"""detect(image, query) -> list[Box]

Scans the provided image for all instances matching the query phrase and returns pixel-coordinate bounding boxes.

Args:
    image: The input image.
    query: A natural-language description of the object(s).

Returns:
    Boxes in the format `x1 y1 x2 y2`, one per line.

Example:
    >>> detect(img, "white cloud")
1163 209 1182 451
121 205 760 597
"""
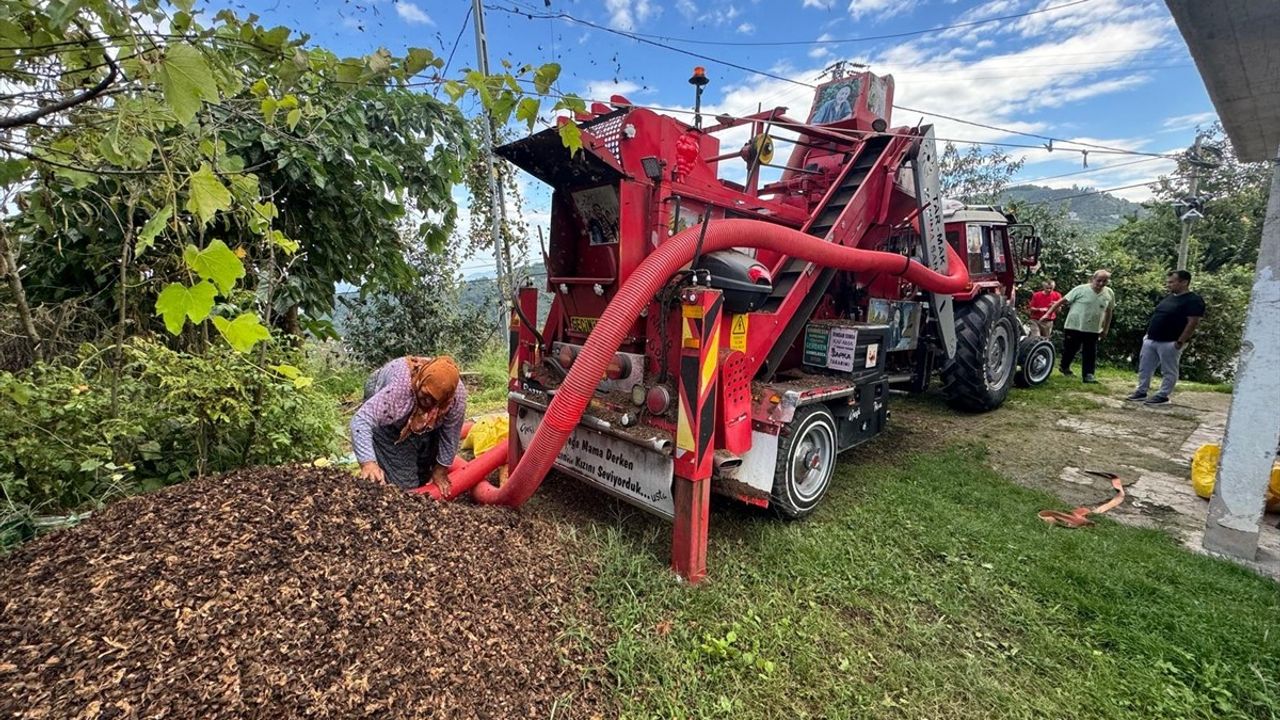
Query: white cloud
394 1 432 25
675 0 698 19
737 22 756 34
582 79 643 101
1161 111 1218 132
604 0 660 31
808 32 835 60
803 0 837 8
848 0 915 21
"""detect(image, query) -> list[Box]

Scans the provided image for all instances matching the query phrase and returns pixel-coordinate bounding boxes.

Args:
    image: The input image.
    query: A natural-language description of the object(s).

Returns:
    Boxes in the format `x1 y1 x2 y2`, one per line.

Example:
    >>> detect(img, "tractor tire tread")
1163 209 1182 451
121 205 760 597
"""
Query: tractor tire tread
940 294 1018 412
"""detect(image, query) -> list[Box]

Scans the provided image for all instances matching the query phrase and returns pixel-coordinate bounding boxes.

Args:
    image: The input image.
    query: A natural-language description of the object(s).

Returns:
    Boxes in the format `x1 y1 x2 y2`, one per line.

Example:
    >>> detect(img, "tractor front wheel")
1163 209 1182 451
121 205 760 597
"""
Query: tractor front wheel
771 406 838 519
940 293 1019 411
1014 337 1056 388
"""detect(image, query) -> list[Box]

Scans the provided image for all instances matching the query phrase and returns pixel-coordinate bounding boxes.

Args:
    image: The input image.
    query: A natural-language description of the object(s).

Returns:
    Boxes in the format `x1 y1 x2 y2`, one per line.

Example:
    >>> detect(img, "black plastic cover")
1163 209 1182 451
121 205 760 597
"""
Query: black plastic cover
694 250 772 314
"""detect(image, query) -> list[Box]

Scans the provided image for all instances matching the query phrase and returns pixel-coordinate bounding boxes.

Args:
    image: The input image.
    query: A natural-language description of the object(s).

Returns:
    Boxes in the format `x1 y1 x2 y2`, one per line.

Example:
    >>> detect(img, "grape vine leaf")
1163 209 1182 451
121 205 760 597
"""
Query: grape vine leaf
185 164 232 225
135 205 173 255
154 281 217 335
557 121 582 157
213 313 271 352
182 239 245 294
158 44 220 124
515 98 540 130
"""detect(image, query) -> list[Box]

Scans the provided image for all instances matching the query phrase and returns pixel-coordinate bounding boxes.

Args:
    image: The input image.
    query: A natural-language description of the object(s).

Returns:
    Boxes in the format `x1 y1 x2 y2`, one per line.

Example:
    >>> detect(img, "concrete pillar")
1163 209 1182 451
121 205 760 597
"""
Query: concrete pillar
1203 148 1280 559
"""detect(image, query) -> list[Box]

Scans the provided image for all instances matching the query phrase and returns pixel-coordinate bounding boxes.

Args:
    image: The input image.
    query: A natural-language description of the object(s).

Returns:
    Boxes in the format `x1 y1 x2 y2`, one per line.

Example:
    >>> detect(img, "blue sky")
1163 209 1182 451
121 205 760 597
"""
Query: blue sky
228 0 1219 276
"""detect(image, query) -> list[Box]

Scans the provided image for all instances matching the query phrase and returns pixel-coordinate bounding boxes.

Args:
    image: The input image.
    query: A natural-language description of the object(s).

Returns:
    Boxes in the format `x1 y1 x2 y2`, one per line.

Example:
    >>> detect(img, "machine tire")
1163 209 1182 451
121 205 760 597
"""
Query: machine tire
1014 337 1056 388
771 406 838 519
940 293 1019 412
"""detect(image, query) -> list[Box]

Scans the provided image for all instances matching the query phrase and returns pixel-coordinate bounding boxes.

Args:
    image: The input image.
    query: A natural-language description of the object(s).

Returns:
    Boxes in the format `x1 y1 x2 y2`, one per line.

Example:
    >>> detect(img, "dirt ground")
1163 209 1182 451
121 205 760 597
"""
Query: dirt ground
0 468 608 719
894 379 1280 580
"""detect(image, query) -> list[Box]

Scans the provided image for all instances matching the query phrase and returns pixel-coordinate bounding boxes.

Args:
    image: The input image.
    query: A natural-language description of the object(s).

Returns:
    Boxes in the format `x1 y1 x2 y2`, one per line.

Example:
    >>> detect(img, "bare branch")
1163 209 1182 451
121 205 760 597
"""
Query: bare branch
0 52 119 130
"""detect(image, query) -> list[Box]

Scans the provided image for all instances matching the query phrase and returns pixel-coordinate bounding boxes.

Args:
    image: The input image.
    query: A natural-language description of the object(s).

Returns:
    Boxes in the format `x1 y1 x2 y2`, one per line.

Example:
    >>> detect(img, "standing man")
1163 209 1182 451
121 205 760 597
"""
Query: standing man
1040 270 1114 384
1127 270 1205 405
1027 279 1061 338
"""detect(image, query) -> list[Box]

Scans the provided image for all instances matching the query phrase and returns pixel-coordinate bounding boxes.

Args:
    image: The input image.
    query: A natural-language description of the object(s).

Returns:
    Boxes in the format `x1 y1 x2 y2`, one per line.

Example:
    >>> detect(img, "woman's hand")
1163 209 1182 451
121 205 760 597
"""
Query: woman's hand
360 461 386 483
430 464 451 498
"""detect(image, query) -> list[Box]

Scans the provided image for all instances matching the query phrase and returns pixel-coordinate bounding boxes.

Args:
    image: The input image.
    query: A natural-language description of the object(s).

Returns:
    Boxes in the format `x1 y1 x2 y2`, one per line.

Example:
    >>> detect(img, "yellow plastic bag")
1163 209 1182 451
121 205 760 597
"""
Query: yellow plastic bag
461 413 508 456
1190 443 1280 511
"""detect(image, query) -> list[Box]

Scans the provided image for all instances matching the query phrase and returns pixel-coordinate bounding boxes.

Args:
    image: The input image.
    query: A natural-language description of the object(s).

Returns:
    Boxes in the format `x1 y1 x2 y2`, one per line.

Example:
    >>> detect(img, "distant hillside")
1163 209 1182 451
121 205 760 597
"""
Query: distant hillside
1001 184 1146 236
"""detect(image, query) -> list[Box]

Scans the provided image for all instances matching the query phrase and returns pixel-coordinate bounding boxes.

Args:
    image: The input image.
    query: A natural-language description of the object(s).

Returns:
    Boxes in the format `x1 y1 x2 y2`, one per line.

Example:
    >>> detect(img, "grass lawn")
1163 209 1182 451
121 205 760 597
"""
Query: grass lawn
562 444 1280 719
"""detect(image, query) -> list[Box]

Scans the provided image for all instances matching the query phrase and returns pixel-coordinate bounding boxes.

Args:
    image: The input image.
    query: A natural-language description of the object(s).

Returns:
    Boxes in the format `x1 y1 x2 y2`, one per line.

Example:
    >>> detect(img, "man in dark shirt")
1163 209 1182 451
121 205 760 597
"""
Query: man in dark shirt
1127 270 1205 404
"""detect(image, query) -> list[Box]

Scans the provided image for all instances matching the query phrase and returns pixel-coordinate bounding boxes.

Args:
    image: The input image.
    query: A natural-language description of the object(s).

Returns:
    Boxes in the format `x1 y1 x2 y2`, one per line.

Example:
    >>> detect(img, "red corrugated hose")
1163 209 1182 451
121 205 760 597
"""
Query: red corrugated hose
466 219 971 507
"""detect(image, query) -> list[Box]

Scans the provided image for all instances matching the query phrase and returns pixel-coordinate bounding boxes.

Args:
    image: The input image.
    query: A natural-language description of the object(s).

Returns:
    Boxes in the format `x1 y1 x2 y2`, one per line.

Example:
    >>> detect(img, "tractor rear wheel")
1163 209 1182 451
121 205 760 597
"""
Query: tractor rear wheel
771 406 838 519
1014 337 1055 388
941 293 1019 412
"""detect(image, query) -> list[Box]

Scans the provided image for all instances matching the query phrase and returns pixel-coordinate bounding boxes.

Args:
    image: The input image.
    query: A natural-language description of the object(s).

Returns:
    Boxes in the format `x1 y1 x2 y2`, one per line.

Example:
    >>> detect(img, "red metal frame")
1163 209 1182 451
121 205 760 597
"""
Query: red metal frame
497 70 1031 581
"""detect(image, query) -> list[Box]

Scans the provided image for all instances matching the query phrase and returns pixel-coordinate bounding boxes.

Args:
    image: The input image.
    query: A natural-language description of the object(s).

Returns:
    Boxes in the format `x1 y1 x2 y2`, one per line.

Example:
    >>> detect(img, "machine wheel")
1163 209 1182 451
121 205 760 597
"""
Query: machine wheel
1014 337 1056 388
771 406 838 519
940 293 1019 412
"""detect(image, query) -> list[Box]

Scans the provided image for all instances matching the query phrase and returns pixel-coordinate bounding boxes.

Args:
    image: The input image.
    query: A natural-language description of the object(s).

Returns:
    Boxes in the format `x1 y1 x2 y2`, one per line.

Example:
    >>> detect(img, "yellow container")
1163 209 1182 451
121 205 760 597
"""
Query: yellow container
1191 444 1280 511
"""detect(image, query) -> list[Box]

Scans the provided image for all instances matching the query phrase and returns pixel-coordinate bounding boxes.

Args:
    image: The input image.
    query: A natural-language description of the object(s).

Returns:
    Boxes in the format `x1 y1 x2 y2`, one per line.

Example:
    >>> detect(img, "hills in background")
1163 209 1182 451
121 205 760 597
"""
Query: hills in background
1000 184 1147 235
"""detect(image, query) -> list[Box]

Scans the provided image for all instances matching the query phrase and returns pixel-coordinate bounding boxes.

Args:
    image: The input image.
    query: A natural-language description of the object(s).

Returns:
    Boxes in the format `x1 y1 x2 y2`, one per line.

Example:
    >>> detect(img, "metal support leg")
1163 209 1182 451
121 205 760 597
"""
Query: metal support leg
508 287 539 473
672 287 723 583
1203 148 1280 560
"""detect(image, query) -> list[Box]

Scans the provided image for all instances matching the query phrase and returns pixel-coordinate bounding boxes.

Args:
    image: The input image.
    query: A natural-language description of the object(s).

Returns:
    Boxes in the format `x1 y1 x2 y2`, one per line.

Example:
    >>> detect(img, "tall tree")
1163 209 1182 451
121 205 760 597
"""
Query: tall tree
939 143 1025 204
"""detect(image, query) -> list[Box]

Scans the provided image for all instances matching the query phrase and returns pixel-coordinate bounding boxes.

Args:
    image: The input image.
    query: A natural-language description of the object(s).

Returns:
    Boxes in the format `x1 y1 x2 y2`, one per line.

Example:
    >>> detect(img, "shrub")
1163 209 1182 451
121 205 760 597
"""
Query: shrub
0 339 344 538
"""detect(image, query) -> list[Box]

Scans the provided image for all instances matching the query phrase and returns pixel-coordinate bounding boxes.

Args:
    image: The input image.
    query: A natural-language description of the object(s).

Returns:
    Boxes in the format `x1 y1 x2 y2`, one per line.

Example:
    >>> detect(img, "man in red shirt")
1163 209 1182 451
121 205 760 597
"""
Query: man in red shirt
1028 279 1061 338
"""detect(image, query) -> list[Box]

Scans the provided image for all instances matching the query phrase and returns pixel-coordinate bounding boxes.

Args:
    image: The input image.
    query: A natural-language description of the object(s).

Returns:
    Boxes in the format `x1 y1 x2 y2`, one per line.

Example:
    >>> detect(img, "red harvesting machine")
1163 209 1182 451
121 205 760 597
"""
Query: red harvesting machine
442 69 1052 582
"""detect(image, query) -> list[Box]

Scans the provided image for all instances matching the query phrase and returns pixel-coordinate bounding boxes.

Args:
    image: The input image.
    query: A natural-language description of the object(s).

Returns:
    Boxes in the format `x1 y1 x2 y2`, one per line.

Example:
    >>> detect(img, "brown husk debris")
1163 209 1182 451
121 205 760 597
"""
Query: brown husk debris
0 467 607 719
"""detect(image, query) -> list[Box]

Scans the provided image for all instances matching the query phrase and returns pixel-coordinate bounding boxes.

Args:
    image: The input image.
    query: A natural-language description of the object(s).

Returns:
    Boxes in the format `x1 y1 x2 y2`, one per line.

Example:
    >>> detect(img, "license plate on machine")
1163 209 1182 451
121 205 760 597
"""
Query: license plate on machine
515 409 675 519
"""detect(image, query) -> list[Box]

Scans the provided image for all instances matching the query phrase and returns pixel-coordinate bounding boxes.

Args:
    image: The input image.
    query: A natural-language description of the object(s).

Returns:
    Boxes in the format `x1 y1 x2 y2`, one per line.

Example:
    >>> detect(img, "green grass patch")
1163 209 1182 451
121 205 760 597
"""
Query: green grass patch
467 344 510 415
577 446 1280 719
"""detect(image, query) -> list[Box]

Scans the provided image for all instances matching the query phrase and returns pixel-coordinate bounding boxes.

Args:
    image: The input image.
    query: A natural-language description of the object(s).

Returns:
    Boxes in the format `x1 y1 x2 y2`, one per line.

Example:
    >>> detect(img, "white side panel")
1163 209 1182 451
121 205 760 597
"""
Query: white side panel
516 409 675 519
717 431 780 495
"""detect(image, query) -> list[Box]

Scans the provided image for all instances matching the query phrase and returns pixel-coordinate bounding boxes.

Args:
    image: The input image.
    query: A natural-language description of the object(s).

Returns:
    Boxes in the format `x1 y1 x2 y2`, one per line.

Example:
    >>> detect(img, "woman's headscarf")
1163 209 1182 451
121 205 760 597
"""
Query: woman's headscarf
397 355 460 442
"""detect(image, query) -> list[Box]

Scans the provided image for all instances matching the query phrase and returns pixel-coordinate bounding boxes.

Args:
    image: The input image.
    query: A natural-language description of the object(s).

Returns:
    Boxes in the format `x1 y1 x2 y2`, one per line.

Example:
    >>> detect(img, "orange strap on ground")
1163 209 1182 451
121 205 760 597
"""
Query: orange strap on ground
1038 472 1126 529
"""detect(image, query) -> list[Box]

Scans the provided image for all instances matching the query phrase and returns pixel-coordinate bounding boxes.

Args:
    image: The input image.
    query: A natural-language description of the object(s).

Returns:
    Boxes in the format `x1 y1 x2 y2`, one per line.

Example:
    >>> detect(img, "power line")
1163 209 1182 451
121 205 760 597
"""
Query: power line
440 4 474 82
496 0 1097 48
484 2 1177 161
1015 156 1175 185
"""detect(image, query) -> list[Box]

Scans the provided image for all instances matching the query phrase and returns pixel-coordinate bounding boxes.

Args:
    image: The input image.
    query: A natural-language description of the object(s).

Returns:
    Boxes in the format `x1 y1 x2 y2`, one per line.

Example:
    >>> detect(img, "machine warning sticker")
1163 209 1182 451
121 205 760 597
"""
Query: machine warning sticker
729 314 748 352
865 343 880 368
569 316 599 333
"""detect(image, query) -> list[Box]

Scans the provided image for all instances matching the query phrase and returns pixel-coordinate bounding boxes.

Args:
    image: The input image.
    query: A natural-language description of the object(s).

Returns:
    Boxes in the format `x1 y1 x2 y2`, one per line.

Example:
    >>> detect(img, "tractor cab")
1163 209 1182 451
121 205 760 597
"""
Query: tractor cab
941 199 1041 303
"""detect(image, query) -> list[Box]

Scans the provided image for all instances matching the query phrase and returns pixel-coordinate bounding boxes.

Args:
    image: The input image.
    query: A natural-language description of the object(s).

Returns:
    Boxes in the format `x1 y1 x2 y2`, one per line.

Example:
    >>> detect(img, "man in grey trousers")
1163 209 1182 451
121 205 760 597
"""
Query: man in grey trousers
1127 270 1205 405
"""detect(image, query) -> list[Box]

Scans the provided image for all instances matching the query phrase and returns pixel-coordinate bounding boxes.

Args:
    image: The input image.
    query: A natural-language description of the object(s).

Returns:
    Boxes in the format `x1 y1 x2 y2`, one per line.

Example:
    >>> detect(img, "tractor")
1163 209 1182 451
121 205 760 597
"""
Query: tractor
473 68 1050 581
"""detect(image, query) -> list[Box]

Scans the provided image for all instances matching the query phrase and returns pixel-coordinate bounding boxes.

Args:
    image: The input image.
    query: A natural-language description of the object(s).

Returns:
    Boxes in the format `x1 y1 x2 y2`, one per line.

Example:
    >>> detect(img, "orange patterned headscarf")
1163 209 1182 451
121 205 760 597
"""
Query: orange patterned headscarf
397 355 460 442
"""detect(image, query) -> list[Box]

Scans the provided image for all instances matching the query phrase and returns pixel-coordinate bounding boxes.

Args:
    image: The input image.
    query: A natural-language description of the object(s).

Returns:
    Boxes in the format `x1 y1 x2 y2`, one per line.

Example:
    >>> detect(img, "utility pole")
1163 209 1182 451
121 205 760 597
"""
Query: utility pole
1176 133 1205 270
472 0 509 335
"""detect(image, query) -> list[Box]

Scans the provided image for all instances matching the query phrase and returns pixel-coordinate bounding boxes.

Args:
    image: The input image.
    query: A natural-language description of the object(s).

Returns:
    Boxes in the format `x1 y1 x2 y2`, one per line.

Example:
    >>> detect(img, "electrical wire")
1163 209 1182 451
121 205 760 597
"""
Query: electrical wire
497 0 1098 48
484 2 1180 160
440 4 474 82
1015 155 1175 185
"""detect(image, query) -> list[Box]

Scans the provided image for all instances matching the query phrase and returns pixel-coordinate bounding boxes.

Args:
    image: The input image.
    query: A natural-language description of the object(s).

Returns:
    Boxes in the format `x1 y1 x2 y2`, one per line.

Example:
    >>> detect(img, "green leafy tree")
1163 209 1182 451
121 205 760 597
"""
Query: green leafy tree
939 143 1025 204
1 0 468 355
341 236 492 368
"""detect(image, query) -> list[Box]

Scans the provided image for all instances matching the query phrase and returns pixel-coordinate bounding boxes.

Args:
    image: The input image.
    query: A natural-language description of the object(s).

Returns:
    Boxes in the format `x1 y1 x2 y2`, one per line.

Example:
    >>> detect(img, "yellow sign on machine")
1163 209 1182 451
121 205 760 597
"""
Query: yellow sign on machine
729 314 748 352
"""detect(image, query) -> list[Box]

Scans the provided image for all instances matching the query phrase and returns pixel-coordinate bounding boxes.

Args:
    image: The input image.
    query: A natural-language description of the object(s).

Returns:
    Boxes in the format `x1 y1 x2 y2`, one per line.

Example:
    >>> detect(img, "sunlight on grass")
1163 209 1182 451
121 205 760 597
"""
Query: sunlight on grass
577 447 1279 719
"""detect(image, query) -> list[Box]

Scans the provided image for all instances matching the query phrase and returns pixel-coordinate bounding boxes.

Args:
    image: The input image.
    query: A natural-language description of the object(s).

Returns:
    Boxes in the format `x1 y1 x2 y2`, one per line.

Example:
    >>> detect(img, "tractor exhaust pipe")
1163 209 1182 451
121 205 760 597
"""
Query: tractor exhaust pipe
470 218 970 508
